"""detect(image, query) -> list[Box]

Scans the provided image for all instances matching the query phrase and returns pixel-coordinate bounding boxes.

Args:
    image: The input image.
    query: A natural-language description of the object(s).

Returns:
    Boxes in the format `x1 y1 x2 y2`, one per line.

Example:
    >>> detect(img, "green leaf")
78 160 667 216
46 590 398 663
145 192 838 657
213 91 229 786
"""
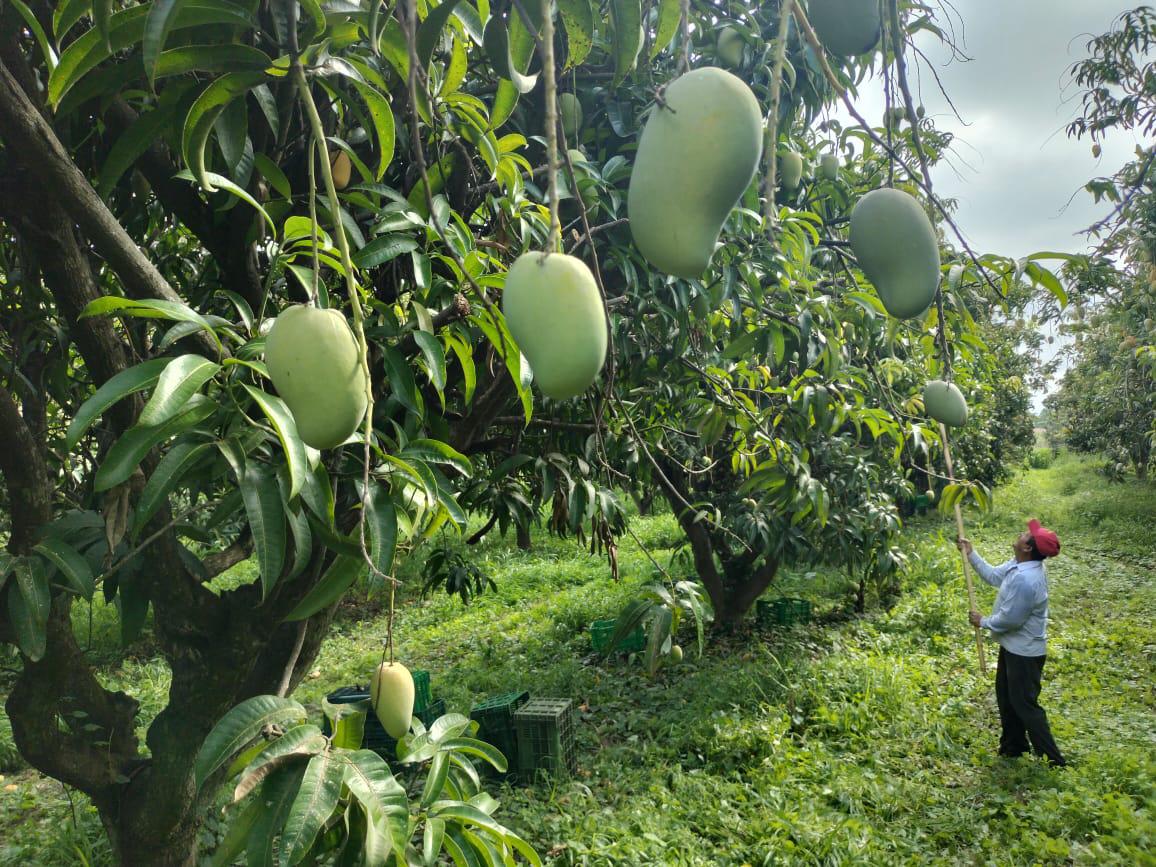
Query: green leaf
382 345 423 415
341 750 407 847
650 0 680 59
399 439 471 475
243 386 309 501
645 604 673 676
53 0 91 41
353 234 419 268
213 92 249 173
423 817 446 867
194 695 307 791
174 169 276 233
80 296 222 351
135 441 211 530
365 486 398 581
9 0 58 70
180 72 268 190
413 331 447 392
254 152 292 199
96 102 179 199
33 537 95 599
9 559 50 661
557 0 593 68
418 0 466 68
420 751 451 809
322 700 368 751
284 554 363 621
280 751 345 864
240 460 287 599
154 43 273 78
437 737 507 773
609 0 642 86
210 799 263 867
49 2 253 107
606 597 653 656
482 15 538 95
245 765 304 867
66 357 171 451
139 354 220 427
94 0 112 48
234 724 327 802
348 81 396 180
142 0 185 84
94 395 216 492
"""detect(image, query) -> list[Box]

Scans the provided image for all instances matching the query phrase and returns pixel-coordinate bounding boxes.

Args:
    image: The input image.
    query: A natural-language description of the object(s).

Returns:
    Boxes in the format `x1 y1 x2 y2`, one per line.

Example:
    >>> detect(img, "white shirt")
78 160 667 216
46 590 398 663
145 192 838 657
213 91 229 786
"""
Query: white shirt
968 551 1050 657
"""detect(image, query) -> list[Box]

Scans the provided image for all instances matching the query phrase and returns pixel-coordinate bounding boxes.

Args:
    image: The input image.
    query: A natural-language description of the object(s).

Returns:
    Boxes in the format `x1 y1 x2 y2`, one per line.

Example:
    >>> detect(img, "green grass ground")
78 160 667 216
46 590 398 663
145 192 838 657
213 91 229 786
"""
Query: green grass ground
2 453 1154 865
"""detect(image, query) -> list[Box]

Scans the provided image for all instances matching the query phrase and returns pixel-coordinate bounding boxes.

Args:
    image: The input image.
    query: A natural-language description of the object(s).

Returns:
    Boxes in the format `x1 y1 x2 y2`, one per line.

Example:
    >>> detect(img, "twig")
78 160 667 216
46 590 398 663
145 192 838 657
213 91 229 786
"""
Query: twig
276 621 308 697
763 0 794 231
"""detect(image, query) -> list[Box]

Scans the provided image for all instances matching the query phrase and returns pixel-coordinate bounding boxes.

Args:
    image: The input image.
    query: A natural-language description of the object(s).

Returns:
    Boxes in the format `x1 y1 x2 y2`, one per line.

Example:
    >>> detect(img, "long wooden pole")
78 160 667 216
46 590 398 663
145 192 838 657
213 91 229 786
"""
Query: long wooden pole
939 423 987 674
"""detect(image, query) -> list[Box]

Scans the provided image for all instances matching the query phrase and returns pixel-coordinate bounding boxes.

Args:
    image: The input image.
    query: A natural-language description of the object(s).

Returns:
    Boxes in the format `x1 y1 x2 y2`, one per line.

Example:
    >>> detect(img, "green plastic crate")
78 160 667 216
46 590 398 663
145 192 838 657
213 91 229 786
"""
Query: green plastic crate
416 697 445 729
513 698 576 779
412 669 432 713
470 691 529 777
757 597 812 627
590 619 646 653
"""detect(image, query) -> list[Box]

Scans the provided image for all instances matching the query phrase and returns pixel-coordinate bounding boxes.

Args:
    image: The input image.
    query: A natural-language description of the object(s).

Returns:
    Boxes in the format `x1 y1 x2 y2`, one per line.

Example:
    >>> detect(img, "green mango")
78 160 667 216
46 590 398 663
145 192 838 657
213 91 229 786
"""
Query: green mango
502 252 607 399
559 92 583 140
717 26 744 67
850 188 941 319
819 153 839 181
568 148 598 207
370 661 414 739
923 380 968 427
628 67 763 278
779 150 804 190
808 0 882 57
265 305 368 449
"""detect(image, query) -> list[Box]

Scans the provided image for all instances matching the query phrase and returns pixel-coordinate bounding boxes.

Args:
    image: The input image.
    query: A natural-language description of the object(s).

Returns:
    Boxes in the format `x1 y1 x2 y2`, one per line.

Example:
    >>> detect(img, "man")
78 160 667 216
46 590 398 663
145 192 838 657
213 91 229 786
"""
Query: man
957 520 1067 767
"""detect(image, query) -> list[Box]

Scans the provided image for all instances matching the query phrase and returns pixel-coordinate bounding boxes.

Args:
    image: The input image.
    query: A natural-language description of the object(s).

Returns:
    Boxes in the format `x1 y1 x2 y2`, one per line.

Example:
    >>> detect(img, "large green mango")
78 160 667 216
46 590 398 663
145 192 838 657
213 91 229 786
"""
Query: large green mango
502 252 607 400
628 67 763 278
560 92 583 140
923 380 968 427
808 0 882 57
265 305 368 449
849 188 941 319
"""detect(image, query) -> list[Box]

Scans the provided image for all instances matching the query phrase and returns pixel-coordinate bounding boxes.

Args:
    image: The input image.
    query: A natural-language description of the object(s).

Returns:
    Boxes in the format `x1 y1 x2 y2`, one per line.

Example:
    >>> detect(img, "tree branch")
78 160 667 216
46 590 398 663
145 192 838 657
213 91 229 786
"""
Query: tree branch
0 59 218 358
0 382 52 552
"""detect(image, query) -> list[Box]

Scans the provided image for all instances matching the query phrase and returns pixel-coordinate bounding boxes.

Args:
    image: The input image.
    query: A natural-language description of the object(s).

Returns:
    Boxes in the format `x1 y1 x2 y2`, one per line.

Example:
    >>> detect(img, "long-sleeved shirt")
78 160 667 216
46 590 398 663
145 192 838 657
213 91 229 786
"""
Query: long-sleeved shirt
968 551 1050 657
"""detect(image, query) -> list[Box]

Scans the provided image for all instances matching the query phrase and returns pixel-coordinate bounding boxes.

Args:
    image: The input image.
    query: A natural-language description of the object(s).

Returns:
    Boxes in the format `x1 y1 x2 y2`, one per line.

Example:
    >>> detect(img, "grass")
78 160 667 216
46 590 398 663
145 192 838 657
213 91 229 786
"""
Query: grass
2 453 1155 865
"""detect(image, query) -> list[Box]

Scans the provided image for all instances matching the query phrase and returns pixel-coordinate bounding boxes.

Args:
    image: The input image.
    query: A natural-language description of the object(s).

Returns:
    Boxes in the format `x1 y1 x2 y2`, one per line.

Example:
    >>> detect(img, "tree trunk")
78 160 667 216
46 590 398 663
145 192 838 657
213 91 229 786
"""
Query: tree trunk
107 810 201 867
516 522 532 551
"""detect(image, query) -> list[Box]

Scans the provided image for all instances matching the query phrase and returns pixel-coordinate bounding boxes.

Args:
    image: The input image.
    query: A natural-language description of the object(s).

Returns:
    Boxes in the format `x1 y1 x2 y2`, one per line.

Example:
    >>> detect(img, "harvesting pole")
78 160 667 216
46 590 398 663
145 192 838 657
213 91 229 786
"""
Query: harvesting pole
939 422 987 674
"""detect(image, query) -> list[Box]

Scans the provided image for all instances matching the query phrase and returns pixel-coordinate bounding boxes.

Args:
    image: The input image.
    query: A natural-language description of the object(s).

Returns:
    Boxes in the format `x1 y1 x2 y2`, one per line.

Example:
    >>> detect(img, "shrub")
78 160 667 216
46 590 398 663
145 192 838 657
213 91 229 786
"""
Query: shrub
1028 448 1054 469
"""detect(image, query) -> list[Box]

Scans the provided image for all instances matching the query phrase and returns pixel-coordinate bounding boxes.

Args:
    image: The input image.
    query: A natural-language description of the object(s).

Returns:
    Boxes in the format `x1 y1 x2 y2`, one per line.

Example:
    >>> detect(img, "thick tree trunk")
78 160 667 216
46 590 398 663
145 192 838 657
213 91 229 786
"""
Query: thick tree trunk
516 522 532 551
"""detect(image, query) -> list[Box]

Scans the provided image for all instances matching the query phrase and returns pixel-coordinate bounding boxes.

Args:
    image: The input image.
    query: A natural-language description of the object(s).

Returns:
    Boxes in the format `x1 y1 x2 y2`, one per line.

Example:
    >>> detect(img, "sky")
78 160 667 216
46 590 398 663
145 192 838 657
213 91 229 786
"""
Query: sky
833 1 1147 409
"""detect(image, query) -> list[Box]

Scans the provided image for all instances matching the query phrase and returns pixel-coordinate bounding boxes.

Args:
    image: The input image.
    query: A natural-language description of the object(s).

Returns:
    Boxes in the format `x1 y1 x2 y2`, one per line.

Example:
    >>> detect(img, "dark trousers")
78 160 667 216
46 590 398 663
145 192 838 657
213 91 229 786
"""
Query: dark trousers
994 647 1066 765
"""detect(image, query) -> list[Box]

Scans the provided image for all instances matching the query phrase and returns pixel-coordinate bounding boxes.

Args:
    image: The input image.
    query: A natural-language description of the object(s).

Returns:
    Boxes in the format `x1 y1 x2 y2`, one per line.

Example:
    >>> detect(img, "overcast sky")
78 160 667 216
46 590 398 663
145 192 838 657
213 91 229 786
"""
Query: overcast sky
834 1 1148 408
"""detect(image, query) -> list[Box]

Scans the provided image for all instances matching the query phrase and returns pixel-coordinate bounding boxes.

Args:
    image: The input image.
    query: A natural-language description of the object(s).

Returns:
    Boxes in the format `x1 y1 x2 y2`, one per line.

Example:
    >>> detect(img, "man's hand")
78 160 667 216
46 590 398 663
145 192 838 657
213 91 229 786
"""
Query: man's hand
968 609 983 629
957 538 973 557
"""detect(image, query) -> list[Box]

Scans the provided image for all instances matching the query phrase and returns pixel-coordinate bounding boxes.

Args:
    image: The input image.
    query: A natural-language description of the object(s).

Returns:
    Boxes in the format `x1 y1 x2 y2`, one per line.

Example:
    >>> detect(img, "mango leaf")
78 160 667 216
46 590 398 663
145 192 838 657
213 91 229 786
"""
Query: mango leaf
348 81 396 180
33 537 95 599
244 765 304 866
49 2 252 107
94 395 216 492
423 817 446 867
413 331 447 392
557 0 593 68
269 0 299 50
173 169 276 233
353 234 418 268
280 751 345 864
154 43 272 78
8 0 58 70
650 0 680 59
180 72 268 190
609 0 642 86
243 386 309 500
382 345 423 415
240 460 287 599
399 439 471 475
139 354 220 427
341 750 407 844
53 0 90 40
80 296 221 350
283 554 363 621
645 604 673 676
66 357 171 451
96 101 180 199
233 724 327 802
194 695 307 790
9 559 50 661
142 0 186 83
322 700 368 751
437 737 507 773
417 0 465 67
482 15 538 94
209 799 263 867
